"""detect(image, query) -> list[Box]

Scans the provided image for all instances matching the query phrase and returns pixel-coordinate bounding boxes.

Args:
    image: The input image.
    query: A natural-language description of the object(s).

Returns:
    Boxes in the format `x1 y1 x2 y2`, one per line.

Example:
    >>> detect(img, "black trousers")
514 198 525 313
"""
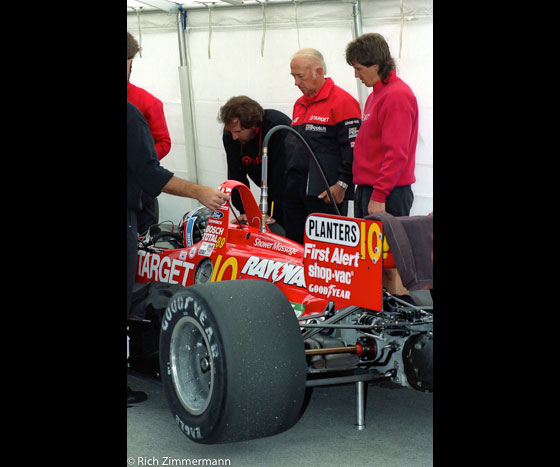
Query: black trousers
137 192 159 235
284 171 348 245
354 184 413 218
127 209 138 318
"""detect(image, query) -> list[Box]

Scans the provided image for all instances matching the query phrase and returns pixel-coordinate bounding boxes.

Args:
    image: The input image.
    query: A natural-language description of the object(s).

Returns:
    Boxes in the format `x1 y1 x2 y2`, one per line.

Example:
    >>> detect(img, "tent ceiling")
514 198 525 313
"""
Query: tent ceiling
127 0 349 10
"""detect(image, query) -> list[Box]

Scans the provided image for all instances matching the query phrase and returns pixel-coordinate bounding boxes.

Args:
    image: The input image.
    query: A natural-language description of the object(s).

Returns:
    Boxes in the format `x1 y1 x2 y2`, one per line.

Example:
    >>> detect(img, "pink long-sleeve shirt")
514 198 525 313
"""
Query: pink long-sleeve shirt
352 71 418 203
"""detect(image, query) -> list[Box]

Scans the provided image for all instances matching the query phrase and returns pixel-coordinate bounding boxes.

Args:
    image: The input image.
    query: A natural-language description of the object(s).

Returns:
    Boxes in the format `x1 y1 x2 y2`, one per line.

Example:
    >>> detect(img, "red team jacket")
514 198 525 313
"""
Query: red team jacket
127 82 171 160
285 78 362 198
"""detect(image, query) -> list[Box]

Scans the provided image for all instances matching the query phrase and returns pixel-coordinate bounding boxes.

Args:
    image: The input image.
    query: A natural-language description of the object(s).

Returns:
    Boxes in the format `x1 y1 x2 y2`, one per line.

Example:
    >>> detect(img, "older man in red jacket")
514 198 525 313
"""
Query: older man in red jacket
284 48 362 244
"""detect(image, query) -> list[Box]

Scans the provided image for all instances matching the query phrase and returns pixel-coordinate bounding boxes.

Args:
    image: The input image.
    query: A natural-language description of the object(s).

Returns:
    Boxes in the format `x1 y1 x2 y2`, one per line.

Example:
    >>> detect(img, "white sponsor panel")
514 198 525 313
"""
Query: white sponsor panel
305 216 359 247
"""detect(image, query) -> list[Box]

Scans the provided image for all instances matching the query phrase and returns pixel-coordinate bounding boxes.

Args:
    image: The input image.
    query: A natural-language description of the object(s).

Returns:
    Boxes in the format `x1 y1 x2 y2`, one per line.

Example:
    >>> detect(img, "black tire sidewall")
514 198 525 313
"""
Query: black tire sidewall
159 290 228 443
159 280 307 444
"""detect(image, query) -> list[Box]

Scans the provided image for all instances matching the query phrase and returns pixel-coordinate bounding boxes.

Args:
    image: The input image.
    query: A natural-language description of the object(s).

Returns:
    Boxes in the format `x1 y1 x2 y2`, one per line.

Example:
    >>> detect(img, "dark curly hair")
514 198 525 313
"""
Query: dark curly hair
127 32 139 60
218 96 264 129
345 33 395 84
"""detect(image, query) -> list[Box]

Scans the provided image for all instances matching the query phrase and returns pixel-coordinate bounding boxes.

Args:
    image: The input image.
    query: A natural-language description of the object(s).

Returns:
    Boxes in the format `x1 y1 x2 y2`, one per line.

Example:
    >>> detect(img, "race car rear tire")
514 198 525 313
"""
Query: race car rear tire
159 279 307 444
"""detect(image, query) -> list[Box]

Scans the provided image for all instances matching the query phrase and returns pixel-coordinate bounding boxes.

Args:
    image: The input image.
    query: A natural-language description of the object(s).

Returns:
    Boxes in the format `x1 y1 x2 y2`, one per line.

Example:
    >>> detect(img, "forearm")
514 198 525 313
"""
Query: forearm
161 176 229 211
162 175 206 198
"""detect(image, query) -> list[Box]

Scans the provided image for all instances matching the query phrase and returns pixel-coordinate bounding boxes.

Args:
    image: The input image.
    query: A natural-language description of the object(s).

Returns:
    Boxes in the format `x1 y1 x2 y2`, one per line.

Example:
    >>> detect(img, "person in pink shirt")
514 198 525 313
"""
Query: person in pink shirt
346 33 419 298
345 33 418 218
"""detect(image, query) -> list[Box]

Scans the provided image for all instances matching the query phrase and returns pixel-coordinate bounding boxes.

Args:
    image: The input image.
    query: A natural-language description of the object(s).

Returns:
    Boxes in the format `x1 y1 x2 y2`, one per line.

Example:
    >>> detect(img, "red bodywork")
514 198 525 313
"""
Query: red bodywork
135 180 395 317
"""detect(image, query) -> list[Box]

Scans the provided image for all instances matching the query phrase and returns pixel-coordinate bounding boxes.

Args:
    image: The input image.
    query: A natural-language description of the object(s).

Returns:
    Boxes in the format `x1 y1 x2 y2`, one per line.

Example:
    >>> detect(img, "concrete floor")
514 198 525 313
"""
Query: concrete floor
127 373 433 466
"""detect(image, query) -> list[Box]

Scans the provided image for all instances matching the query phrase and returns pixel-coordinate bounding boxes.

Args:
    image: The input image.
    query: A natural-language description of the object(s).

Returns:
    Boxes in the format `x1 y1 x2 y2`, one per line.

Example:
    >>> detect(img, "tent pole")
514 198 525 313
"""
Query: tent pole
351 0 368 109
176 9 199 185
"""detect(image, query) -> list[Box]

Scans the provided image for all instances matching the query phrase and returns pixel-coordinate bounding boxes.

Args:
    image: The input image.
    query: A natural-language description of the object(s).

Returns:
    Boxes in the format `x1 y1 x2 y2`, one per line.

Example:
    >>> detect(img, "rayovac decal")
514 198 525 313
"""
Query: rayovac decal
240 256 306 288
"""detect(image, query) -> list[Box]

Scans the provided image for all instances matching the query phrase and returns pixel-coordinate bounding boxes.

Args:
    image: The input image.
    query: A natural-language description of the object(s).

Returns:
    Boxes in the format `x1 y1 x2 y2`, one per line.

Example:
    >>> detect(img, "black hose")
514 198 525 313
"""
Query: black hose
262 125 341 216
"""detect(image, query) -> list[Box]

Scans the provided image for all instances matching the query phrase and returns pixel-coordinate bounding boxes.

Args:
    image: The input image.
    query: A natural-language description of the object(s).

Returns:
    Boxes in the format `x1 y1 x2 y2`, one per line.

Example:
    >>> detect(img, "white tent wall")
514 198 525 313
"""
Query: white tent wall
127 0 433 225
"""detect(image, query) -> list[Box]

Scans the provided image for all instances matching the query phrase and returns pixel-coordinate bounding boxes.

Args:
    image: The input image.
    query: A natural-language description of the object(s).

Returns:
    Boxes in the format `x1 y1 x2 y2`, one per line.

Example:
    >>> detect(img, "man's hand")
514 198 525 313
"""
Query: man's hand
368 200 386 215
194 185 230 211
232 213 248 224
232 213 275 225
318 183 345 205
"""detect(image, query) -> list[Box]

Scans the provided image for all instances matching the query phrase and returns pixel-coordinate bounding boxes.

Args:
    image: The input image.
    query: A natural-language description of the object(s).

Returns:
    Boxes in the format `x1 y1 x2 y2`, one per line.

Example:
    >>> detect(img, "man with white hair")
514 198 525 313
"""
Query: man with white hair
284 48 361 244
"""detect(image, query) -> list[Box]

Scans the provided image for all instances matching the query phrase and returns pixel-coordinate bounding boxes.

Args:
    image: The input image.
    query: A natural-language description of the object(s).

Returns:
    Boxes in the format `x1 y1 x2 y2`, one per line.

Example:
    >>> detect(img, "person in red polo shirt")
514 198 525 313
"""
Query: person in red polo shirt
127 32 172 234
345 33 418 219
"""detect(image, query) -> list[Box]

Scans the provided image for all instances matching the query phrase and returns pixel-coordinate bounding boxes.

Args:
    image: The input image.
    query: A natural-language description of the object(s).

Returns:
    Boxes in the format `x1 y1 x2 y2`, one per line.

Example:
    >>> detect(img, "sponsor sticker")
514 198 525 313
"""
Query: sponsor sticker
304 213 383 310
198 242 215 257
290 302 305 318
240 256 306 288
305 123 327 133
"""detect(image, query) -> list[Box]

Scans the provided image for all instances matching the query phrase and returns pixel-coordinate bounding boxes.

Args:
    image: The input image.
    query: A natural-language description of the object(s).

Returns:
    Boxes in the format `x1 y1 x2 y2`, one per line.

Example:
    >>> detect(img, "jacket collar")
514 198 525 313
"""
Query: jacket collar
297 77 334 106
373 70 397 92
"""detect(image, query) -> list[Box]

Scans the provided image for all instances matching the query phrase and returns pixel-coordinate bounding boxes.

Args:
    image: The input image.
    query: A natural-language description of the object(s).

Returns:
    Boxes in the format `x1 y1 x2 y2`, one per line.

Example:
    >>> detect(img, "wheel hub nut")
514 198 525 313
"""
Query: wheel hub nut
200 357 210 373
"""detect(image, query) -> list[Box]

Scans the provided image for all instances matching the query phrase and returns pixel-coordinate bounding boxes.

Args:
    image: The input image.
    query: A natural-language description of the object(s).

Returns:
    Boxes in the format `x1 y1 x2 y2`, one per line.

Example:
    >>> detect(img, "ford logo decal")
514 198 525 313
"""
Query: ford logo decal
211 210 224 219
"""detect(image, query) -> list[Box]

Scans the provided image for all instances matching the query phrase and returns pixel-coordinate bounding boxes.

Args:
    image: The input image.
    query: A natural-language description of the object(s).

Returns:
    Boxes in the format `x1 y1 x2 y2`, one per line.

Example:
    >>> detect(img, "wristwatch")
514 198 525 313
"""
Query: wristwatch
336 180 349 190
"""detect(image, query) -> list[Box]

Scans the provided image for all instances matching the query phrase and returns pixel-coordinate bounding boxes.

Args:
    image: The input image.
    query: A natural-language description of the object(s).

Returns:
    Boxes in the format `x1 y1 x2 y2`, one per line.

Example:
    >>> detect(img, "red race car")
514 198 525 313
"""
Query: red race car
128 178 432 445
